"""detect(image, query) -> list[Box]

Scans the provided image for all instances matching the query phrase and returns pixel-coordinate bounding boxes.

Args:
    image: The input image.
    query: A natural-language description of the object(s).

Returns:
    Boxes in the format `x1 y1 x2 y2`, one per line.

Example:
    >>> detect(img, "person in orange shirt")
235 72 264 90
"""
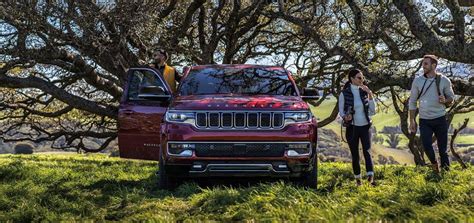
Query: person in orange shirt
150 49 181 93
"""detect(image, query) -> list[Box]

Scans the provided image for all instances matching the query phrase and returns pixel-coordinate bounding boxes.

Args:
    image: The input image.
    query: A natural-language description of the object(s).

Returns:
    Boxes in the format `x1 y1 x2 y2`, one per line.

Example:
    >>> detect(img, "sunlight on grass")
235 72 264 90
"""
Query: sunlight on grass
0 154 472 221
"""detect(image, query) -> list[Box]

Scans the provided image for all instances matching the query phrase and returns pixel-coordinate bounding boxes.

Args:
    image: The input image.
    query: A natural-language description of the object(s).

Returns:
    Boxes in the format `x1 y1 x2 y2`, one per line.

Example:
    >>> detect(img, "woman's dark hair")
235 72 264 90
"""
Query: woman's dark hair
343 69 362 89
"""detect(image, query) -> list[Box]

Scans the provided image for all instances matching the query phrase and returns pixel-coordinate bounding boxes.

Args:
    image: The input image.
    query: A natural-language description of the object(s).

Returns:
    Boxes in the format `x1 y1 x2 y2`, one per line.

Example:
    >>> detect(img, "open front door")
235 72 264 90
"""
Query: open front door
118 68 171 160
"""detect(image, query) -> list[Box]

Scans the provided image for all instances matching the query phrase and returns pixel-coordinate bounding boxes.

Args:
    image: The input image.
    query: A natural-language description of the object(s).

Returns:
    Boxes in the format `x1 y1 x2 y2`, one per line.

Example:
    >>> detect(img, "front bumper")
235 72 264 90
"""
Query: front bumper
167 141 312 158
164 160 312 177
160 121 318 177
162 141 316 177
188 161 293 177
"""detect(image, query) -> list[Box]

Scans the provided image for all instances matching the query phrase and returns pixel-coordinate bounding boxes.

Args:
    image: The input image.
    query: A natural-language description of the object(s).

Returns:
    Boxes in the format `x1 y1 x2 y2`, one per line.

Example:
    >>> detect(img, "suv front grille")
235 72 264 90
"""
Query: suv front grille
194 143 286 157
195 111 284 130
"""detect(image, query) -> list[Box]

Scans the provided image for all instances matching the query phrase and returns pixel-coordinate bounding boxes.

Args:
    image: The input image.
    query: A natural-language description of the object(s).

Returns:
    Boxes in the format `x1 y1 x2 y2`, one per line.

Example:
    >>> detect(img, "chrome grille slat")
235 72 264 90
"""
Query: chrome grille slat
222 113 233 128
195 111 285 130
247 112 258 128
209 112 220 127
196 112 207 127
235 112 245 127
273 113 284 128
260 113 271 128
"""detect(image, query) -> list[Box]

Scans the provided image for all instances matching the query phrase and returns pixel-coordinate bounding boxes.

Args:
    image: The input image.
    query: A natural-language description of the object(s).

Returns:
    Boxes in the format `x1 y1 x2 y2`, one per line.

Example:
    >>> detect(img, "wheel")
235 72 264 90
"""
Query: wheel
158 154 177 190
302 156 318 189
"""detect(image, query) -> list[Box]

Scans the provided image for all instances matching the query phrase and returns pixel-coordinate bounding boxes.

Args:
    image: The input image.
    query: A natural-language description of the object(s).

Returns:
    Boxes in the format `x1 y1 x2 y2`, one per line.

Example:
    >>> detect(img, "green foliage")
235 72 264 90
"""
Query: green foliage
372 131 385 144
0 154 472 221
13 143 34 154
385 132 401 148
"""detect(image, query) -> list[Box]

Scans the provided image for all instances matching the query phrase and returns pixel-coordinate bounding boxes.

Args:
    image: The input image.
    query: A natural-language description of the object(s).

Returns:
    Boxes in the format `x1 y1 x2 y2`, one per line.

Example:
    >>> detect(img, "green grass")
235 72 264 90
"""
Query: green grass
456 135 474 145
372 114 401 132
311 98 338 120
372 144 415 165
0 154 472 221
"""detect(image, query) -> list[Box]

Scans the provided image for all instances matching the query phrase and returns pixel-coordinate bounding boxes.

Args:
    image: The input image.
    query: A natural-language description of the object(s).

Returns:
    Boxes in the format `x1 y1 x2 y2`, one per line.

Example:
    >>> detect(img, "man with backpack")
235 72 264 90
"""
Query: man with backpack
409 55 455 173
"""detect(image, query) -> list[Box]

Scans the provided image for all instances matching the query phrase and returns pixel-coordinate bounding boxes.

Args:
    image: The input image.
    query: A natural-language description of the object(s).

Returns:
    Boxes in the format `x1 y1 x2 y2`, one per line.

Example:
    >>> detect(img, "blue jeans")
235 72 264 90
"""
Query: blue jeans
346 124 374 177
419 116 450 169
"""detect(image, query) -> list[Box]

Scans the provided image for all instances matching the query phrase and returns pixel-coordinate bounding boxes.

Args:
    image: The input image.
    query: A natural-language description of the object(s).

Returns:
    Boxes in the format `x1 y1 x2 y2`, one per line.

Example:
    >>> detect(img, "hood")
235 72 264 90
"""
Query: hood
170 95 309 111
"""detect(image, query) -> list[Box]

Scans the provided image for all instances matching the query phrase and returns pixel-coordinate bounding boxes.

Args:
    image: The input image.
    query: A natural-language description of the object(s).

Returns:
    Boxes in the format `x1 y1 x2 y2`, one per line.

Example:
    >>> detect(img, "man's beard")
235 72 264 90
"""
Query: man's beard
423 67 432 76
155 58 164 64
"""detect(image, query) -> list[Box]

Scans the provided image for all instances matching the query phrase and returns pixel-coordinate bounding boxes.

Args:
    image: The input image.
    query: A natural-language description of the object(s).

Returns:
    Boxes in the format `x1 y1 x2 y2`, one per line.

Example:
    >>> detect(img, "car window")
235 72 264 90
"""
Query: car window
179 67 297 96
127 70 168 101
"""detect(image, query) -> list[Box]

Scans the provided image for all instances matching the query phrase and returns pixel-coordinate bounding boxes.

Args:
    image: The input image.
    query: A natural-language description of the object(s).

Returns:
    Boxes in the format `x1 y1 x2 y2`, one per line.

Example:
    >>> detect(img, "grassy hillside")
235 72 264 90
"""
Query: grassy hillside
0 154 472 221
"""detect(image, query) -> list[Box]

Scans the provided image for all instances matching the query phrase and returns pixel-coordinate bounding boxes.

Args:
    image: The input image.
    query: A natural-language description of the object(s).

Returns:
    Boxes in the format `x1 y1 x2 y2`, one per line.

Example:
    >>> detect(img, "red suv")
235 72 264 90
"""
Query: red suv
118 65 319 189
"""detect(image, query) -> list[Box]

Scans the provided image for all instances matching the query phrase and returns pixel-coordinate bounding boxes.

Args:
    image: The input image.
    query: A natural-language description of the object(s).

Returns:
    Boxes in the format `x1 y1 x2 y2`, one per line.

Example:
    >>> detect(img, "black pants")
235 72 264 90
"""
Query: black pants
346 124 374 176
419 116 450 169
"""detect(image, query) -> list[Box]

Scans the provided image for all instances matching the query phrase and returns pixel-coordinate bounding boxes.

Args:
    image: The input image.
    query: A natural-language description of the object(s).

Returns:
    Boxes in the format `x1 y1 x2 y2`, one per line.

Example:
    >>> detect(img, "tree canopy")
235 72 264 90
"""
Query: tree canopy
0 0 472 152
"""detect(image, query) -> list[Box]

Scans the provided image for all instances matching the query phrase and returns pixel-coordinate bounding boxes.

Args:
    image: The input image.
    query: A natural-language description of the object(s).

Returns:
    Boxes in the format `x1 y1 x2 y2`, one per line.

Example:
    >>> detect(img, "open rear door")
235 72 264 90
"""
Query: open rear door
118 67 171 160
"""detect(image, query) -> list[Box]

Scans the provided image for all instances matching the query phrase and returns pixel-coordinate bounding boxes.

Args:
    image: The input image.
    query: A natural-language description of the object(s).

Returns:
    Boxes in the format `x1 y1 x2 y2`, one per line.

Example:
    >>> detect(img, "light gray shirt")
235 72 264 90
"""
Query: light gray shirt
338 84 376 126
408 74 455 120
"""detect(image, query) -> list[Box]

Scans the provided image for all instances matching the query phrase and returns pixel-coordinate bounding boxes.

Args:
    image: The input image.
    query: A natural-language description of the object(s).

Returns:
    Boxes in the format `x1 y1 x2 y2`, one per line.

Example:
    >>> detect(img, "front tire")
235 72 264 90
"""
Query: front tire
158 155 176 190
302 156 318 189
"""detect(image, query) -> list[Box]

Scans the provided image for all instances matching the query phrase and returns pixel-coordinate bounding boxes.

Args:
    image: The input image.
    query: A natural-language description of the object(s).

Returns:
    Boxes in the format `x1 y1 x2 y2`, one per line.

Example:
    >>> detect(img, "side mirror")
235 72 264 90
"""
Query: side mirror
182 66 190 75
301 87 320 100
138 86 171 101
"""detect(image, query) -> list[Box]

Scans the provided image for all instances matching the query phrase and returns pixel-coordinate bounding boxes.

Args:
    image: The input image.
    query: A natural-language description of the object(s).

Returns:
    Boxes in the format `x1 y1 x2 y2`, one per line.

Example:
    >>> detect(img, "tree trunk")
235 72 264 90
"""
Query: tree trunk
449 118 469 169
407 134 426 166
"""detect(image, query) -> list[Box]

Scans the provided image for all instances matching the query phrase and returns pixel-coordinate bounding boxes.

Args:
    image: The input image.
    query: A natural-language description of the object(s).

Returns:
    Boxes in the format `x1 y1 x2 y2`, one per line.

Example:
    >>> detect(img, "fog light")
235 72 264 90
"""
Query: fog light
286 147 311 157
286 143 310 156
168 143 195 157
177 149 193 157
287 150 300 156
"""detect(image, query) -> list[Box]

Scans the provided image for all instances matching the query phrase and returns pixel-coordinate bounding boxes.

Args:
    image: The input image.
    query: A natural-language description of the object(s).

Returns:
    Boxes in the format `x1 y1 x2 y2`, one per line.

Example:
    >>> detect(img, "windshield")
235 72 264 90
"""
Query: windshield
179 67 297 96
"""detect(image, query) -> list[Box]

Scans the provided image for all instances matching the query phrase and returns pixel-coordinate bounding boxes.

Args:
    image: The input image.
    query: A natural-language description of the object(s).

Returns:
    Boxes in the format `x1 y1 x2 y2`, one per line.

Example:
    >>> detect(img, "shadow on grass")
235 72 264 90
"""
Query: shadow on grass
191 176 289 188
79 174 324 200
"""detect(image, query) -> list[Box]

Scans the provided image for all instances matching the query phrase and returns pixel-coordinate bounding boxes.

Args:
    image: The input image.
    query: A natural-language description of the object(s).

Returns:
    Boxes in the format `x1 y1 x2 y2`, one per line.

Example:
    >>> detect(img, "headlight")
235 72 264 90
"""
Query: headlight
284 112 311 124
165 111 195 124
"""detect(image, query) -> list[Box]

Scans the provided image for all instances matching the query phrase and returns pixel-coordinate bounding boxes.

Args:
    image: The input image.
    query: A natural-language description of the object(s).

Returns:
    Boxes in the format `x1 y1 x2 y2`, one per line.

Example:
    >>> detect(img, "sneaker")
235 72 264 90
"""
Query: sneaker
367 175 376 186
441 165 450 172
356 179 362 186
431 163 440 174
